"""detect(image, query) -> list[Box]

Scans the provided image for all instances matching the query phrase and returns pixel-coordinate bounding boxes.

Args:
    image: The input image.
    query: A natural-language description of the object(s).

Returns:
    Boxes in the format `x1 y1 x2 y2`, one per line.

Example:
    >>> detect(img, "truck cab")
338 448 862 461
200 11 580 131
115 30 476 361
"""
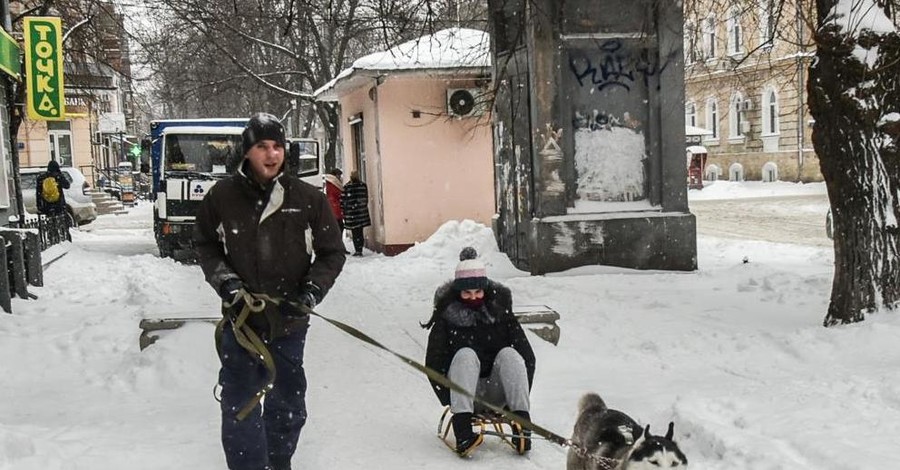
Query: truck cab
150 118 321 259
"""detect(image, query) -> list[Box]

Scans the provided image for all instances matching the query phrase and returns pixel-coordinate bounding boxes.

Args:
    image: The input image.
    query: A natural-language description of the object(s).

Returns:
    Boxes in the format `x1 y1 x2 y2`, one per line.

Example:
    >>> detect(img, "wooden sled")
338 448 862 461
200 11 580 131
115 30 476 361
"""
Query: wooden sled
437 406 530 456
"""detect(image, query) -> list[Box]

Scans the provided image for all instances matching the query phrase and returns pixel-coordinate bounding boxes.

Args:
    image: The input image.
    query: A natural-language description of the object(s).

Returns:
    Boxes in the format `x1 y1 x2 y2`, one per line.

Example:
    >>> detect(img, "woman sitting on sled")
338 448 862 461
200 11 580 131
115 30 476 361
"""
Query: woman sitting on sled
422 247 536 457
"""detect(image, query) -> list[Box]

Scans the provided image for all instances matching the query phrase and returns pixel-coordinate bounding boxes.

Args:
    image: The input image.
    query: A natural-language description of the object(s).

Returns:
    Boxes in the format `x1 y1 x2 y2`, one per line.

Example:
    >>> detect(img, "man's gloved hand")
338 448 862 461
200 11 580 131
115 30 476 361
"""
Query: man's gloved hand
281 282 324 317
219 278 246 318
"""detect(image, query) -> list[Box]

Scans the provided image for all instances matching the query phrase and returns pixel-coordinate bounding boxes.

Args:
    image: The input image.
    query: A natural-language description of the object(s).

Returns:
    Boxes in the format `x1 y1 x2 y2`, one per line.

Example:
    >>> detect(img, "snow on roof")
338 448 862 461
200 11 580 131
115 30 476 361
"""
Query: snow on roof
686 145 708 154
315 27 490 99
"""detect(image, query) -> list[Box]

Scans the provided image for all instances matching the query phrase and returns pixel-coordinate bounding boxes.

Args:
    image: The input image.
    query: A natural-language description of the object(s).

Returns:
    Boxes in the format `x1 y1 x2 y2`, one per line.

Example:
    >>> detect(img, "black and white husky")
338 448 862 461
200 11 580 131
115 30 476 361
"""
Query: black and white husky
566 393 688 470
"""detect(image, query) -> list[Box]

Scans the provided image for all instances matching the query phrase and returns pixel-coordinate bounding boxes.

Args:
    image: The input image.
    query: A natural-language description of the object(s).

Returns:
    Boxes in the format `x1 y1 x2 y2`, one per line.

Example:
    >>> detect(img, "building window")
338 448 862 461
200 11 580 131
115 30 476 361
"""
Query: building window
706 164 722 181
702 16 717 59
762 88 779 135
705 99 719 140
686 102 697 127
685 22 701 64
729 93 746 138
759 0 776 48
762 162 778 182
729 162 744 181
727 7 743 55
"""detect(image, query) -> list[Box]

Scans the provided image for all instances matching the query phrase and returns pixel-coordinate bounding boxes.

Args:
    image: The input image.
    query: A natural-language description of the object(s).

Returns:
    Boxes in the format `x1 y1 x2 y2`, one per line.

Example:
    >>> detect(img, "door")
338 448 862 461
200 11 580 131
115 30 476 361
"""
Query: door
48 121 73 166
350 115 366 181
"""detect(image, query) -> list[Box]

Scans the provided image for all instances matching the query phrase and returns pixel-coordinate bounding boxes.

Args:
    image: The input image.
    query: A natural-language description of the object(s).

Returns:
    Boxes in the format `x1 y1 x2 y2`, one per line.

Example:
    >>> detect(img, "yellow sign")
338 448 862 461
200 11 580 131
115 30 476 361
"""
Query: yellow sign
23 17 65 120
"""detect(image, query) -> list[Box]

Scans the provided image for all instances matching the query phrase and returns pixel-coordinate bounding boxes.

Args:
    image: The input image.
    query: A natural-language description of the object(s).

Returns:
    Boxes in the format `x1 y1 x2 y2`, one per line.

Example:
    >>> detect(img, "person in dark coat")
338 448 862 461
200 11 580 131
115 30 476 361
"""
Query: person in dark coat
323 168 344 232
423 247 536 457
340 170 371 256
194 113 346 470
35 160 70 216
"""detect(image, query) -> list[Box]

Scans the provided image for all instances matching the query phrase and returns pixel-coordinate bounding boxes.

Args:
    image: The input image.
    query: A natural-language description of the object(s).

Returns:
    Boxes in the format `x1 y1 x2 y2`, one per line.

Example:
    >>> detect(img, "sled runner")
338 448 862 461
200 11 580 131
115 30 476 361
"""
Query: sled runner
437 406 531 456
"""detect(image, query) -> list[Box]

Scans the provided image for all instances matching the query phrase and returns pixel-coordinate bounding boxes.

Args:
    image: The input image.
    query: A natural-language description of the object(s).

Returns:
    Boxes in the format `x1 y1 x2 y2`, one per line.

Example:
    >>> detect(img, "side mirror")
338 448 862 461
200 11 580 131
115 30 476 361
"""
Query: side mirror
288 140 320 178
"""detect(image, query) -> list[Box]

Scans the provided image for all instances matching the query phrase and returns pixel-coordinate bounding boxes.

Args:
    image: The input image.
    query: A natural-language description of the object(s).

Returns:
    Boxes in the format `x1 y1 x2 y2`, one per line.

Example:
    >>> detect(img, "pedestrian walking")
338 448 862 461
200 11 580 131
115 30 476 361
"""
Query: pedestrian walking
194 112 346 470
36 160 70 216
323 168 344 232
341 170 371 256
36 159 72 240
422 247 536 457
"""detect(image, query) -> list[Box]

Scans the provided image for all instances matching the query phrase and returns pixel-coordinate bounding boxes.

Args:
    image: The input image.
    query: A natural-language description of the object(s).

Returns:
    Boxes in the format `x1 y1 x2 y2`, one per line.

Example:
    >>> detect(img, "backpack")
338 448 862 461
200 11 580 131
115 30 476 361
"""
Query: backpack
41 176 61 203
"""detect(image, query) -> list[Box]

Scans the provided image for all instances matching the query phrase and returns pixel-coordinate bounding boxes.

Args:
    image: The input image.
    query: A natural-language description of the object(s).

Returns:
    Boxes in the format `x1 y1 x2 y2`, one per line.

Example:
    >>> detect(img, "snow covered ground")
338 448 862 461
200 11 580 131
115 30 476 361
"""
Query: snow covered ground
3 181 900 470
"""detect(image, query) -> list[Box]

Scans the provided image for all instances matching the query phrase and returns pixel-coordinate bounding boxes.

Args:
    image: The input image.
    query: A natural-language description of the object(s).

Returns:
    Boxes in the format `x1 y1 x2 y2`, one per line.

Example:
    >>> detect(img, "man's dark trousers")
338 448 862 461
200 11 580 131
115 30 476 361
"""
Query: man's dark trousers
219 323 309 470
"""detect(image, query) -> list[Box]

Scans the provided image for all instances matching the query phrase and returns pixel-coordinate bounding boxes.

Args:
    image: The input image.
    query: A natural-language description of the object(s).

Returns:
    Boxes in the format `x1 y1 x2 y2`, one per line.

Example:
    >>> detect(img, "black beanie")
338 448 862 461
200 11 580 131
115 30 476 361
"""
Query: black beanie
242 113 287 156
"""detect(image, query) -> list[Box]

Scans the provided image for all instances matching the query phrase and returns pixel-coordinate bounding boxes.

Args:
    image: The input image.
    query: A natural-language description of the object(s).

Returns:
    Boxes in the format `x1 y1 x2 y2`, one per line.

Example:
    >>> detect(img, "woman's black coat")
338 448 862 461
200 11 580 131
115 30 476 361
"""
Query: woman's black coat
424 279 536 406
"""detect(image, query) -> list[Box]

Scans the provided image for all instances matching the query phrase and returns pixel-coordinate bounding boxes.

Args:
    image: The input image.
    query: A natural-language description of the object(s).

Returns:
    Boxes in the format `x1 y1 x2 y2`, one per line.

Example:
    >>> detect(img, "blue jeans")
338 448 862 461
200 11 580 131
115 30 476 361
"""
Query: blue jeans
219 324 309 470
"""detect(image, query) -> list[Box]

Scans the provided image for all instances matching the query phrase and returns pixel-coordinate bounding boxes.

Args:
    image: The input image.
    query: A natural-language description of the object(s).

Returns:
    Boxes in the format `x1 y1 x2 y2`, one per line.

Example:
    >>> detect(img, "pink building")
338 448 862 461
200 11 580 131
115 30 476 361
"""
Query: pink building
315 28 494 255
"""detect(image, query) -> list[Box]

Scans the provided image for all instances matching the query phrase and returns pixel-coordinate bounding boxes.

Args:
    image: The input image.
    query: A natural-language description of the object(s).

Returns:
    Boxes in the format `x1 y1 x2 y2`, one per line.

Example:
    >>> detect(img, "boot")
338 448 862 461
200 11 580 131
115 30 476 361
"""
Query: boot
451 412 483 457
511 410 532 454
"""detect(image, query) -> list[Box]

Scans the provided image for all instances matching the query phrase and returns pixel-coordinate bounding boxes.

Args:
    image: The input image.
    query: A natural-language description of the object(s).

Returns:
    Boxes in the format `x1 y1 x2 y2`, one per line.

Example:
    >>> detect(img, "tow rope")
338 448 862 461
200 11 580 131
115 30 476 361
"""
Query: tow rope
215 292 619 467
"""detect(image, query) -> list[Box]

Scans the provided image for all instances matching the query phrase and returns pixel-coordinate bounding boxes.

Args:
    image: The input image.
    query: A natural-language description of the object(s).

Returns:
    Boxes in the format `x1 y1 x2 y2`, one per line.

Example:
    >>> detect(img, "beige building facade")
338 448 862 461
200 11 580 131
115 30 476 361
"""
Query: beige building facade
684 0 821 182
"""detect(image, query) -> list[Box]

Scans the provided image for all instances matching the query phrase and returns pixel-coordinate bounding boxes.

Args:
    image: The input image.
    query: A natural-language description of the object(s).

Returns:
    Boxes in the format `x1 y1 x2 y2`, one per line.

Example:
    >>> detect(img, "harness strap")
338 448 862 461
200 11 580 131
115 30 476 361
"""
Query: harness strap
288 300 575 445
214 290 275 421
213 293 621 467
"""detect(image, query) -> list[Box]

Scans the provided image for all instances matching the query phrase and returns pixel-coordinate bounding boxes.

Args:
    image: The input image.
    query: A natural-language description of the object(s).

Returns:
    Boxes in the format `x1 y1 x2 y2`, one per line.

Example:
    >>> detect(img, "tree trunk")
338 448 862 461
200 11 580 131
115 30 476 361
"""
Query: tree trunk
808 0 900 326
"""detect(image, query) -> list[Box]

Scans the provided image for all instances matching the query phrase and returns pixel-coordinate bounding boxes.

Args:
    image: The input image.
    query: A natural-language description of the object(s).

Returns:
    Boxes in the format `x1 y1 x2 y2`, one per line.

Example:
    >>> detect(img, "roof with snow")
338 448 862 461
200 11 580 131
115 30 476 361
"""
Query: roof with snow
314 27 490 101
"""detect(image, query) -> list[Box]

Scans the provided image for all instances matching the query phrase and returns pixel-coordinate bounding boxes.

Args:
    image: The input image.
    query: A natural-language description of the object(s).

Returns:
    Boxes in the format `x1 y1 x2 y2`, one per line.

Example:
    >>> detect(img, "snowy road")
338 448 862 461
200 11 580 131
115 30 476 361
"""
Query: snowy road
690 194 831 247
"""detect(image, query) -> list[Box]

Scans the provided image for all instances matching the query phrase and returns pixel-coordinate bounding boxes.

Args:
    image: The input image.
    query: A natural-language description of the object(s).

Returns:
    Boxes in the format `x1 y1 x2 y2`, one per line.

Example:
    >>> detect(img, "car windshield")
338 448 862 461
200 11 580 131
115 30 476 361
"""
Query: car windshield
164 133 242 173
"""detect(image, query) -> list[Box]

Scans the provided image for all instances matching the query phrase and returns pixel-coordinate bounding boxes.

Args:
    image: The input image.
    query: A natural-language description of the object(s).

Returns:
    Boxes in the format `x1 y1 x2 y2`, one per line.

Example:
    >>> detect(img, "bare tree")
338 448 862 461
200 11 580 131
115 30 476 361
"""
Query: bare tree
129 0 487 168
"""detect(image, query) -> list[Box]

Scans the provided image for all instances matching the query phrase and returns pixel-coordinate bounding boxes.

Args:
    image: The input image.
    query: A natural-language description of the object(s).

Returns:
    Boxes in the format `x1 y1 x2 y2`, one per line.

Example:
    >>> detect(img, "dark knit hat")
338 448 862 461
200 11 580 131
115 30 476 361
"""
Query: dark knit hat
242 113 287 156
452 247 487 291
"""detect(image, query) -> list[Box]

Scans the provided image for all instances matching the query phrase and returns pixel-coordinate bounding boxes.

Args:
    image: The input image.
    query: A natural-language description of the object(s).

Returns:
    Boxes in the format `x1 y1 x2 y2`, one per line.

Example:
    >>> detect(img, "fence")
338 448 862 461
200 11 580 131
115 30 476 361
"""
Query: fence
0 214 69 313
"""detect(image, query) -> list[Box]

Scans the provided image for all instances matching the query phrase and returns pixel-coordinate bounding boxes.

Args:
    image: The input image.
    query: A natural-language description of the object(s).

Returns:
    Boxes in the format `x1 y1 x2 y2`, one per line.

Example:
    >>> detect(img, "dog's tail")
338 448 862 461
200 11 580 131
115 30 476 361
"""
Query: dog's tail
577 392 607 414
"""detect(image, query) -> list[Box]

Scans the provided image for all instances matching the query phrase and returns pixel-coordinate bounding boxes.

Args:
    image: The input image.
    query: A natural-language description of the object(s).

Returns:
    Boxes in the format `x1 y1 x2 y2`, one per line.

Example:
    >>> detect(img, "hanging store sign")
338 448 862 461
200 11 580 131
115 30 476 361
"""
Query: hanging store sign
23 17 65 120
0 28 20 79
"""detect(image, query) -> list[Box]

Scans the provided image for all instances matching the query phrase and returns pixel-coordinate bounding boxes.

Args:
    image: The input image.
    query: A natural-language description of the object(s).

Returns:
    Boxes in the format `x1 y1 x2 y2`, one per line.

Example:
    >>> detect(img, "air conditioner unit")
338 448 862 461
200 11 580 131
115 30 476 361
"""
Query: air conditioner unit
741 99 753 111
447 88 486 118
740 121 751 134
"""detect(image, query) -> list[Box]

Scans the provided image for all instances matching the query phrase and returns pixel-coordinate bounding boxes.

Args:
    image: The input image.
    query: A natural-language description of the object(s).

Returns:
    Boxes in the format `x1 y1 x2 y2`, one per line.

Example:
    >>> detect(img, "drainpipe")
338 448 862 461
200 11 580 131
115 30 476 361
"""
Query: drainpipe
795 0 805 182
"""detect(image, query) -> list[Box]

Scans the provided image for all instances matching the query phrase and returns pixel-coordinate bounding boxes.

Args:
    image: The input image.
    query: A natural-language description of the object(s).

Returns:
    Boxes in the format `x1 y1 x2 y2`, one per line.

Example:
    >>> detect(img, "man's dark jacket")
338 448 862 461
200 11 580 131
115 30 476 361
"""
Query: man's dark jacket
194 163 346 335
424 279 536 406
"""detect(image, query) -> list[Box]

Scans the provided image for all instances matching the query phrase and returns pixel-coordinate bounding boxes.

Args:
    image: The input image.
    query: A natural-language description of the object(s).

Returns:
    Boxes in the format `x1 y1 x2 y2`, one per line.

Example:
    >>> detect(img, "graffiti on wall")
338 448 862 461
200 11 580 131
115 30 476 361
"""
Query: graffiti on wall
568 39 671 93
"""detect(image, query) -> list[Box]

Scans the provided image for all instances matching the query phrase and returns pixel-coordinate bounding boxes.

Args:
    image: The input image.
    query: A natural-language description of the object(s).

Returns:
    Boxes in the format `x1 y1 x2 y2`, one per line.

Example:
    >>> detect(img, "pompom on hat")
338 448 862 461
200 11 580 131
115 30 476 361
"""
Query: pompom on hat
453 247 488 291
242 112 287 156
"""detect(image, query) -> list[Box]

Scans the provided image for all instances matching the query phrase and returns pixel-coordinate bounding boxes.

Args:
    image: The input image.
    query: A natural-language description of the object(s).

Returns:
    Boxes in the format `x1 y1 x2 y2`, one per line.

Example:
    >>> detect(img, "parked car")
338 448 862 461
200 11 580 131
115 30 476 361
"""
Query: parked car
20 166 98 225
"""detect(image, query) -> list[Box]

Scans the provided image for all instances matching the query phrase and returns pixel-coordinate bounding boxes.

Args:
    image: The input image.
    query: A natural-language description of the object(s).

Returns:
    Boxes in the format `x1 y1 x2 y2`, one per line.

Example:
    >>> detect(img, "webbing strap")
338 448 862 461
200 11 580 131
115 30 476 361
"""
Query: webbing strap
214 290 275 421
215 292 618 467
276 298 574 448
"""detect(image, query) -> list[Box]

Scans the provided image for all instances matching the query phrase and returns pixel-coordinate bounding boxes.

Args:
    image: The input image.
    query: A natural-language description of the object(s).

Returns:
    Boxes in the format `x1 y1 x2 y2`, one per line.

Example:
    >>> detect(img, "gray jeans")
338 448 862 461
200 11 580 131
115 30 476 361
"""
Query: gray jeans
448 347 530 414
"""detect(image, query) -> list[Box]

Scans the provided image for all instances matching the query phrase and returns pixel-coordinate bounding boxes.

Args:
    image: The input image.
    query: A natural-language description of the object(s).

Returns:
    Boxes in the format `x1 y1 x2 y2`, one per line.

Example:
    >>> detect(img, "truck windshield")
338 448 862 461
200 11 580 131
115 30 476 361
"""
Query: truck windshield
164 134 243 173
